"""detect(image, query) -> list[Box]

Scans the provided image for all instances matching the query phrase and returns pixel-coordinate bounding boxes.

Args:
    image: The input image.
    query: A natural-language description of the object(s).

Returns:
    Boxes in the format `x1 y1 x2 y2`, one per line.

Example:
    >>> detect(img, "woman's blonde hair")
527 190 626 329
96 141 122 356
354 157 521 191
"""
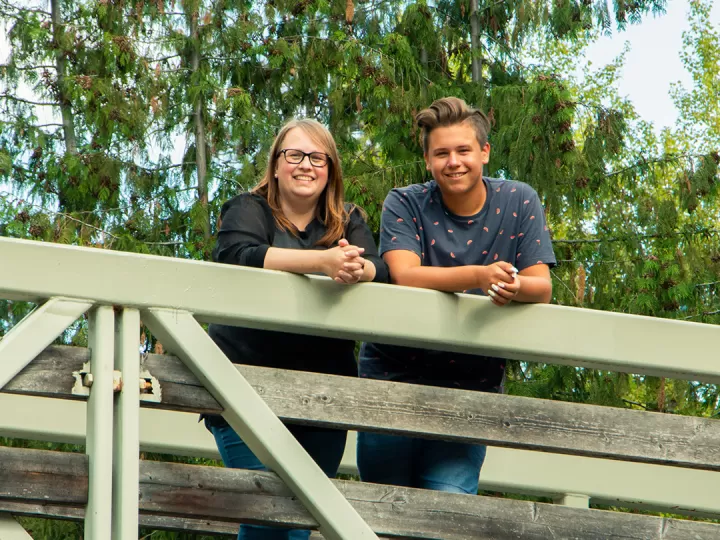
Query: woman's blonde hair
252 118 349 247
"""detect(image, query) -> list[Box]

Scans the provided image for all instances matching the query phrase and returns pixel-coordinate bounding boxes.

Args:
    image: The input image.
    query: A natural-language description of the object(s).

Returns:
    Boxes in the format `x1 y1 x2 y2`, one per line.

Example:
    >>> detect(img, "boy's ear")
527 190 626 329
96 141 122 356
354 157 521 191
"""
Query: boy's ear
481 143 491 164
424 154 431 170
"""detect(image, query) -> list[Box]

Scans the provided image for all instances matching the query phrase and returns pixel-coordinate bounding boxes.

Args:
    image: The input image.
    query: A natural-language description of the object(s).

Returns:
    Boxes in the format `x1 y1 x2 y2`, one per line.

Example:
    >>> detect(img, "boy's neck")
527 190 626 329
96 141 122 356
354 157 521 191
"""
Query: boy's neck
438 177 487 217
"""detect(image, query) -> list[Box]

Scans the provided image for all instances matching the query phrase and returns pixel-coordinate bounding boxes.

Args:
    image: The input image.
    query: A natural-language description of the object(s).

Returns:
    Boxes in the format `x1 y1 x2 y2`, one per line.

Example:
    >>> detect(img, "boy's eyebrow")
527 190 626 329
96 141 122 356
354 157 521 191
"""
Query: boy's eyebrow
432 144 472 154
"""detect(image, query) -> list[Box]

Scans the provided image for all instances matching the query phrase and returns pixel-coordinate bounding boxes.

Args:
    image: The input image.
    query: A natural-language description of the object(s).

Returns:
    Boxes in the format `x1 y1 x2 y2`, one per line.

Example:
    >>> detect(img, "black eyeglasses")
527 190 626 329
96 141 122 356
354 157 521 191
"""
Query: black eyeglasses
278 149 330 168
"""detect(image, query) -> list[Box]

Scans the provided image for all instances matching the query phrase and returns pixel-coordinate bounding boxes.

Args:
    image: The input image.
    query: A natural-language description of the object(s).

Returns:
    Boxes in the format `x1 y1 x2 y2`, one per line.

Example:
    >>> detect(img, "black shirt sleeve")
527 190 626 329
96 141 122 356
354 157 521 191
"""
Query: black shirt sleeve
345 206 390 283
213 194 272 268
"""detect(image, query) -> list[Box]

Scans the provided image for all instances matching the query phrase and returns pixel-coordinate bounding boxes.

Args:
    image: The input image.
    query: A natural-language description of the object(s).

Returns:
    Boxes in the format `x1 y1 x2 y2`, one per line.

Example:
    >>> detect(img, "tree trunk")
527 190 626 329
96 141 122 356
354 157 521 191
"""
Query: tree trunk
470 0 482 85
50 0 77 154
189 6 209 240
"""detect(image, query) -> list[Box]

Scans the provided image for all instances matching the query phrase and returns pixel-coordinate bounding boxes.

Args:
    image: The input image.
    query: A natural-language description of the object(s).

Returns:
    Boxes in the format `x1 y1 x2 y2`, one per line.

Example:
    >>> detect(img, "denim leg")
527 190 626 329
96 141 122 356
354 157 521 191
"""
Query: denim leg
413 438 486 494
208 420 346 540
356 431 414 486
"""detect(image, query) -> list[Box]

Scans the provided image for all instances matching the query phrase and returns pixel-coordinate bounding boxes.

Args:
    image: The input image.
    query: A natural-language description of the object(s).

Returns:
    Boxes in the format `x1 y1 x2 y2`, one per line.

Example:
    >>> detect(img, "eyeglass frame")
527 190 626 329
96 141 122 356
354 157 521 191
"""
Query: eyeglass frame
277 148 331 168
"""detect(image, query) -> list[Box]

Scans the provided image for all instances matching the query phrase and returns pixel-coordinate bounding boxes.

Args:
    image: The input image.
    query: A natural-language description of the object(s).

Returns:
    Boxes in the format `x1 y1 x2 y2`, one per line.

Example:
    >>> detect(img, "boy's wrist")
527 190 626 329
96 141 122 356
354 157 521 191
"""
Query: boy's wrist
473 265 488 289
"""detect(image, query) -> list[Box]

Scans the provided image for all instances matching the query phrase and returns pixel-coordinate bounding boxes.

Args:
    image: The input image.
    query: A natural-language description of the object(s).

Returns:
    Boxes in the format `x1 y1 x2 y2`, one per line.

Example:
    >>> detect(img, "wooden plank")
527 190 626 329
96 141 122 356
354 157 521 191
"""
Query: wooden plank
2 346 86 398
6 346 720 472
0 447 88 505
1 446 718 540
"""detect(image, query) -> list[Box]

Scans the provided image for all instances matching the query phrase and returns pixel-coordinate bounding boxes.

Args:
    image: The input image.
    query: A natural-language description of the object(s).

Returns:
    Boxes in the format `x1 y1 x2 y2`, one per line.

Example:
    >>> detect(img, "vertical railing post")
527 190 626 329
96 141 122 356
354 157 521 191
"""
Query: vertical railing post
85 306 115 539
113 308 140 539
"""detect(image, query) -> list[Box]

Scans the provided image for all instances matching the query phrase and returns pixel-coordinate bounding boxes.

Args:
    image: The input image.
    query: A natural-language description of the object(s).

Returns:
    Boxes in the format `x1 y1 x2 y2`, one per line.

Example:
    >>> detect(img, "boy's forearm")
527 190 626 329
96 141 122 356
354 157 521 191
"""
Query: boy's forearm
391 265 481 292
514 275 552 303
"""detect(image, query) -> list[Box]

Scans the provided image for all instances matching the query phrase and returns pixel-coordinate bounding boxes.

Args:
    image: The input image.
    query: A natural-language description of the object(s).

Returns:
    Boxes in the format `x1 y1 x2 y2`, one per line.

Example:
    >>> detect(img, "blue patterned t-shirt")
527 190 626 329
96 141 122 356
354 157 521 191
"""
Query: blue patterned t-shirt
360 177 556 391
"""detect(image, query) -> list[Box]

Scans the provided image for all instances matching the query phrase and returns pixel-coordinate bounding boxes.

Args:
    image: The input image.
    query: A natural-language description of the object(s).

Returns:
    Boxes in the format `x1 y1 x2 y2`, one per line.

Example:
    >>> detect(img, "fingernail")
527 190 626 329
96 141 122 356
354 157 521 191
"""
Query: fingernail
497 282 506 289
487 290 496 298
491 284 499 292
512 273 518 279
511 266 519 273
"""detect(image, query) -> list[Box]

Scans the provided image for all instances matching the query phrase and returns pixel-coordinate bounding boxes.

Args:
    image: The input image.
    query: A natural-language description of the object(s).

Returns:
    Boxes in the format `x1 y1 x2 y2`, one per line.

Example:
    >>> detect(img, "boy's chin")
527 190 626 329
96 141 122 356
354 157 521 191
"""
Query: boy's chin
437 180 481 196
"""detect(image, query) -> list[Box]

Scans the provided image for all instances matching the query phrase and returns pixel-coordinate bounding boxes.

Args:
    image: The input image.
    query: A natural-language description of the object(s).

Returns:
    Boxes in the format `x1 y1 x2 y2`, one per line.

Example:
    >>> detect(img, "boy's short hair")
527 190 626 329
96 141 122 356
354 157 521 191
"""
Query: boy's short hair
415 97 491 154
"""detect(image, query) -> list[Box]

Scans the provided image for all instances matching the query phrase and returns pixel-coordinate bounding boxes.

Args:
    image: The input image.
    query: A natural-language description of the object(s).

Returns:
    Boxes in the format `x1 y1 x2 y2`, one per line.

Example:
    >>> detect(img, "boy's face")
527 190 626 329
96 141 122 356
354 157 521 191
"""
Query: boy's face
424 122 490 198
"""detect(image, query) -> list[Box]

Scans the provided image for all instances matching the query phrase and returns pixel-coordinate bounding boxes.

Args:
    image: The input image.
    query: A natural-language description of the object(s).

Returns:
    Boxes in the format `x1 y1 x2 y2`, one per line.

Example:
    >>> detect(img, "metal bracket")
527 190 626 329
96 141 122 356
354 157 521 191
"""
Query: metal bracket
138 366 161 403
71 362 123 396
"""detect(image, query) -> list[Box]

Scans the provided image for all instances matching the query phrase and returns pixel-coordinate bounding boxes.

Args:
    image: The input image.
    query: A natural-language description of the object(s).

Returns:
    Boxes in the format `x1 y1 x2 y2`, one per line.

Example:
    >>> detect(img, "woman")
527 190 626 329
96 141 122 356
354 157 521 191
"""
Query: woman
206 118 388 540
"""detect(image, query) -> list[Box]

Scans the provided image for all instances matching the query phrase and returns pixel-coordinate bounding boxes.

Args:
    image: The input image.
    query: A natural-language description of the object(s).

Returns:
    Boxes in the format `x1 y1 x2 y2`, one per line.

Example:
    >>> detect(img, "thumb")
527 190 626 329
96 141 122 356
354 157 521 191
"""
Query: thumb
497 261 518 274
338 238 349 247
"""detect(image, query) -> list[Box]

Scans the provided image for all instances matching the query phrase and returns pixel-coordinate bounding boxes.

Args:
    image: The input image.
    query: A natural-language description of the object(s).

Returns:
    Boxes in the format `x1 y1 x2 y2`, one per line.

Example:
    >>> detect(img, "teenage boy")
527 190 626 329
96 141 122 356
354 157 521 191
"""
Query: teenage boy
358 97 556 495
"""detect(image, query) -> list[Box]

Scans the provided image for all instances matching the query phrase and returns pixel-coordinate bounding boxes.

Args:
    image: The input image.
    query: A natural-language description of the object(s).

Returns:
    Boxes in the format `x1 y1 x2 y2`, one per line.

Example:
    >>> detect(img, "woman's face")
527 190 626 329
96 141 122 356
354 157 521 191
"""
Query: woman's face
274 127 330 207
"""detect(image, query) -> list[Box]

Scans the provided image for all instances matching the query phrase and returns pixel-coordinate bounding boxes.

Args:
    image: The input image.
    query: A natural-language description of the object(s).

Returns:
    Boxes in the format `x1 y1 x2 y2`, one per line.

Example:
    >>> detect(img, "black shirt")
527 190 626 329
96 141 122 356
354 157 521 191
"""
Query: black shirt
209 192 388 377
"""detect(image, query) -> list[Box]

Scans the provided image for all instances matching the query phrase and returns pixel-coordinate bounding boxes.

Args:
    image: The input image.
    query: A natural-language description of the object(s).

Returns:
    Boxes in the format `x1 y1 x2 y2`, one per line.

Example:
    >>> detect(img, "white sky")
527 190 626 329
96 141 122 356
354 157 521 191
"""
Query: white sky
584 0 720 132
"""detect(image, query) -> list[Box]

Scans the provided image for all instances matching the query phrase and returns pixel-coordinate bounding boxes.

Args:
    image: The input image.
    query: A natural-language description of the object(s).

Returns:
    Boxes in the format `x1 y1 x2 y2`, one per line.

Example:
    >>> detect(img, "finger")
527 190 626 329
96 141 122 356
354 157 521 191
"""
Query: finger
497 261 519 273
491 284 515 299
343 262 363 271
338 238 349 247
494 271 515 284
337 270 357 283
488 289 509 305
343 249 361 258
501 281 521 293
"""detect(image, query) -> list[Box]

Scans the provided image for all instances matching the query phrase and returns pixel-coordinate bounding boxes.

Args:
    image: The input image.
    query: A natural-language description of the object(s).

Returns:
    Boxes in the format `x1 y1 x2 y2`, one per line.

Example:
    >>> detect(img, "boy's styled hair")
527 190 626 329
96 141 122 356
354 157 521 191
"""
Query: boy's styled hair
415 97 491 154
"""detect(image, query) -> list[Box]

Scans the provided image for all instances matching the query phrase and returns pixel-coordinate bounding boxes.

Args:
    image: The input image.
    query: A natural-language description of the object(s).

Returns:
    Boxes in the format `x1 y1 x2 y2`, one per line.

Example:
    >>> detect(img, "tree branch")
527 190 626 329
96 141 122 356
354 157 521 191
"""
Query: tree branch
0 93 56 106
682 309 720 320
552 229 719 245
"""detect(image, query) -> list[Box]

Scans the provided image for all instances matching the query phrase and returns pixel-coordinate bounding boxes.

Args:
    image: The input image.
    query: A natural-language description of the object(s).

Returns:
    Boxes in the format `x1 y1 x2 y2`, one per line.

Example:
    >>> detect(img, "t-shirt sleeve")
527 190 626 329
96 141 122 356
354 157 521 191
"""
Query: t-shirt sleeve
345 206 390 283
213 194 272 268
378 190 421 258
515 185 557 272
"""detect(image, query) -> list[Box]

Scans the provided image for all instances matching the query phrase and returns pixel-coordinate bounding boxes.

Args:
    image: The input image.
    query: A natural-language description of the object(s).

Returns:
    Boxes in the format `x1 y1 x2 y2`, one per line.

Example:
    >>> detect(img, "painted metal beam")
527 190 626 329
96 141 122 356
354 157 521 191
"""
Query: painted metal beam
0 237 717 382
113 308 140 540
0 297 92 389
141 308 377 540
0 514 33 539
85 307 115 539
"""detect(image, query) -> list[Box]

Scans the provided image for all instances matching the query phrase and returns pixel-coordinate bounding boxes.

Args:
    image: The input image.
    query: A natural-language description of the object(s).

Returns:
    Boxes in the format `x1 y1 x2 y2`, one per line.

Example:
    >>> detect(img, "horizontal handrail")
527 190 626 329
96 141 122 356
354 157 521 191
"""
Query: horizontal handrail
0 237 718 382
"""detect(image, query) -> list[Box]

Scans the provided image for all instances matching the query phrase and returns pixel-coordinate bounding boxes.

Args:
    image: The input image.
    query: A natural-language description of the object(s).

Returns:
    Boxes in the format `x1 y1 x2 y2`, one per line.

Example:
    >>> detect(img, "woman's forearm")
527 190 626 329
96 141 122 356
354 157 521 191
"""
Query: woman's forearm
264 247 326 275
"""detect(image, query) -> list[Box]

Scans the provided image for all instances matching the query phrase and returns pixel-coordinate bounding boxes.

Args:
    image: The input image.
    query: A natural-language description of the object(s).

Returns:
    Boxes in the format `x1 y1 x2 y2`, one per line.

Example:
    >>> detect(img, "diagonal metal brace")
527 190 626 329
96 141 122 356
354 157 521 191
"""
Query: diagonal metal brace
0 297 93 390
0 513 34 539
141 308 377 540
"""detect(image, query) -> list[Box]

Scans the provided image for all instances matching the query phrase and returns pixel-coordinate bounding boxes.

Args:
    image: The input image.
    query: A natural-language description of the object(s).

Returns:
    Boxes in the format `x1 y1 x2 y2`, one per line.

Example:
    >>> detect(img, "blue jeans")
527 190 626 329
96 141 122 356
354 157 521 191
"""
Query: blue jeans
206 418 347 540
357 431 486 494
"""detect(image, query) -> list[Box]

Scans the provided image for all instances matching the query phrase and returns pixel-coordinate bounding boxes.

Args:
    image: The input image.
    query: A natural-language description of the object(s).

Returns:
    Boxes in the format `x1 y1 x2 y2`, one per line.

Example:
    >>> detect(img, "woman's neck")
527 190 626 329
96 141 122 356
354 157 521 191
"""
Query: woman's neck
280 197 318 231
